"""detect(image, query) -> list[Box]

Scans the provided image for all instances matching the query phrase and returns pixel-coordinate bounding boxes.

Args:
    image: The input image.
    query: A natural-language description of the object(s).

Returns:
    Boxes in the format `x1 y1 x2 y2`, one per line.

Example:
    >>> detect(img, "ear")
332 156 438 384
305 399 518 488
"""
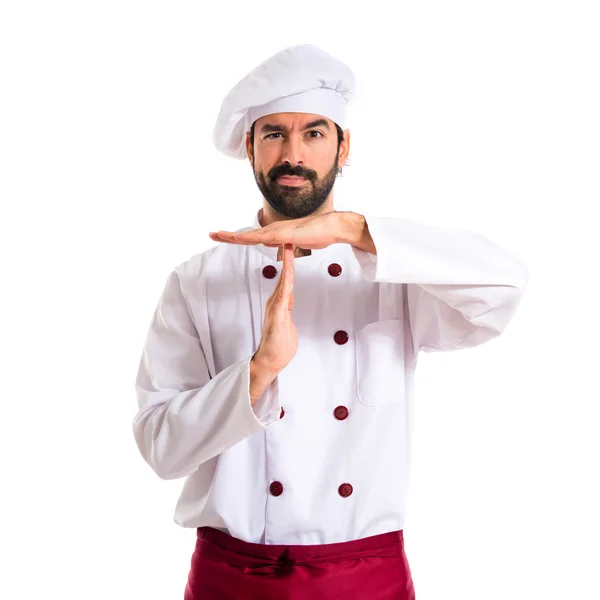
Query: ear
338 129 351 167
246 131 254 167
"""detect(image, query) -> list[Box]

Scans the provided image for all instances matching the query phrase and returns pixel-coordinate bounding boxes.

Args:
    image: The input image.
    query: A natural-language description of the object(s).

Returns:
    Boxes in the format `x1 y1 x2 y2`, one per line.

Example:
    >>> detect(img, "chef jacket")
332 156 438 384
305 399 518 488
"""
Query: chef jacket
133 209 528 545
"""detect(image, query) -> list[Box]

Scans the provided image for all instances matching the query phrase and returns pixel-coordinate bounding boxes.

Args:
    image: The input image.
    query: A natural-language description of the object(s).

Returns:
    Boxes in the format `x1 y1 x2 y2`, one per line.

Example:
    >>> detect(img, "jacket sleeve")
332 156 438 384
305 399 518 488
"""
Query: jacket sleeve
132 268 281 480
351 215 529 352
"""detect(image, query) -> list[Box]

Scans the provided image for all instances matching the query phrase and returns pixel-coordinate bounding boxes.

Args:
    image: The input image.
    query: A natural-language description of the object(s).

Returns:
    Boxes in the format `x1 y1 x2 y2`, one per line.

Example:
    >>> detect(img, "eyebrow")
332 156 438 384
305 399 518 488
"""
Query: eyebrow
259 118 330 134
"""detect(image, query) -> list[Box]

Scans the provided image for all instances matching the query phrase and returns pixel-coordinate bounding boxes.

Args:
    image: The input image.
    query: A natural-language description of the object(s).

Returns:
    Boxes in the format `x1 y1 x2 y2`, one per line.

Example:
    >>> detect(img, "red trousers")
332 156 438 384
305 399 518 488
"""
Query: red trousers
184 526 416 599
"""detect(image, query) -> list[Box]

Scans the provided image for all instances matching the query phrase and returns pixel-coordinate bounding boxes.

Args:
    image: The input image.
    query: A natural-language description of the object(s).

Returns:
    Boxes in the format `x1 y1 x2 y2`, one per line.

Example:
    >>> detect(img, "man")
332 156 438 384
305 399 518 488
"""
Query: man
133 44 528 599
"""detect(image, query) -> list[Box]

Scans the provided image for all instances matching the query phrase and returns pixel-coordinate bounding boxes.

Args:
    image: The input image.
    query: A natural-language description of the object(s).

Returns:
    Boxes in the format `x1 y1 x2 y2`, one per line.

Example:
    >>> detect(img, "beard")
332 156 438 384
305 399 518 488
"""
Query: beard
253 153 339 219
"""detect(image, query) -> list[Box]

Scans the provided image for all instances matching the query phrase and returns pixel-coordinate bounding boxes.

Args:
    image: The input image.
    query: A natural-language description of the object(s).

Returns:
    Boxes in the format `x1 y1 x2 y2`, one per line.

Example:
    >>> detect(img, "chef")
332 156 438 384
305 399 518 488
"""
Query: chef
133 44 528 599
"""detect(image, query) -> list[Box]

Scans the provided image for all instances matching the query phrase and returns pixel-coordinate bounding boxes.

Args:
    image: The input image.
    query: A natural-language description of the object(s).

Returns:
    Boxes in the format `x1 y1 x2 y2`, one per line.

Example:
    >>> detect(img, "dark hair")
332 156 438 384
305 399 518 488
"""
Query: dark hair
249 121 346 170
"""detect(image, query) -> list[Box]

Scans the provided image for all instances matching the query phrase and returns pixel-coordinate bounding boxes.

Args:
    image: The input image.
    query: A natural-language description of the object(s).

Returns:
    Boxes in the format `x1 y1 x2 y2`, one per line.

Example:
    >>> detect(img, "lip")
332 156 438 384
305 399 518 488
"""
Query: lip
278 176 308 186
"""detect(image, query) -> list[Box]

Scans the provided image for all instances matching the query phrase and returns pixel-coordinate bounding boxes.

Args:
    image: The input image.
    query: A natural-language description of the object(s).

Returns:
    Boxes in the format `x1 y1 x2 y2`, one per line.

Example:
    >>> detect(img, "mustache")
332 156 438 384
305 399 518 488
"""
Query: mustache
270 166 315 181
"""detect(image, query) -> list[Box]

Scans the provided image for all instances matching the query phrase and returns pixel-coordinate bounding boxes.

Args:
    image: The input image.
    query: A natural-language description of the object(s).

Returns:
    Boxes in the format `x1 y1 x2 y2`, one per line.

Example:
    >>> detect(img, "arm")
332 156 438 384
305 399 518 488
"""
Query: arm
132 268 281 481
341 212 529 351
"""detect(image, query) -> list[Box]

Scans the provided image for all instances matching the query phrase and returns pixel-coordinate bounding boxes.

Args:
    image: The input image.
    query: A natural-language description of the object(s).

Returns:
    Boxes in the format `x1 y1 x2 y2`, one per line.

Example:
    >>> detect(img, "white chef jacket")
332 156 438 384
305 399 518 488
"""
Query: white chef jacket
133 209 528 545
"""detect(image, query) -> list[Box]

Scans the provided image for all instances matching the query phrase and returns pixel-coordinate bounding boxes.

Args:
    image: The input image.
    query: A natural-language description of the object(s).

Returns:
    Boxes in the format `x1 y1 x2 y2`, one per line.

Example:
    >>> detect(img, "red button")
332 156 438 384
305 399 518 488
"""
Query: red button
280 407 285 419
338 483 353 498
334 330 349 345
334 406 349 420
270 481 284 496
262 265 277 279
328 263 342 277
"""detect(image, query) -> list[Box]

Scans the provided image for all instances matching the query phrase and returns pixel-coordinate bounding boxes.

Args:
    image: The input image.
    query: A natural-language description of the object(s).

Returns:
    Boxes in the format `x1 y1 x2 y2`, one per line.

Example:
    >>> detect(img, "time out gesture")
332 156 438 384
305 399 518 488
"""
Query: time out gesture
208 211 376 255
209 210 376 405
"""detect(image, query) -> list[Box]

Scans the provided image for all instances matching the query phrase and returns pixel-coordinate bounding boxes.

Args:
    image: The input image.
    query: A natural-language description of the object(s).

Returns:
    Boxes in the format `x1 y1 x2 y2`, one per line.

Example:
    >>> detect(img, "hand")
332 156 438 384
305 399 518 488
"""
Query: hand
252 243 298 375
210 211 377 255
210 211 344 251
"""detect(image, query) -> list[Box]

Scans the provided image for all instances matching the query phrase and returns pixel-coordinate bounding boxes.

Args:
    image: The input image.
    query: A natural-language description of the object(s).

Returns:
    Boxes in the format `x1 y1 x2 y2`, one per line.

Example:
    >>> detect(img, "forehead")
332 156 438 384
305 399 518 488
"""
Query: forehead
254 113 333 130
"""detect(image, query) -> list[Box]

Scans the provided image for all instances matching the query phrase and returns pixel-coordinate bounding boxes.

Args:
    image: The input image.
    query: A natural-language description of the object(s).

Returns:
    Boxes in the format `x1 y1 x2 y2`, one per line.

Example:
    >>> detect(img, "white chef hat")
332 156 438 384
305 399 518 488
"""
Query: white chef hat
212 44 355 160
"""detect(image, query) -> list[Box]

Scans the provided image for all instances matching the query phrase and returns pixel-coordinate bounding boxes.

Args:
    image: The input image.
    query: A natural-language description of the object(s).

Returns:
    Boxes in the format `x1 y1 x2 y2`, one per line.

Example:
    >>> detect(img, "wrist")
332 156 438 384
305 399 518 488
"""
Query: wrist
249 353 279 406
337 211 375 254
251 351 279 374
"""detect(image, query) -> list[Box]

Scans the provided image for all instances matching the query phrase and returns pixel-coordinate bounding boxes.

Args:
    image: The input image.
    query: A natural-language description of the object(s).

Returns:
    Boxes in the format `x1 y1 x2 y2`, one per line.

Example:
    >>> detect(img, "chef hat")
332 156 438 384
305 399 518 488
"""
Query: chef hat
212 44 355 160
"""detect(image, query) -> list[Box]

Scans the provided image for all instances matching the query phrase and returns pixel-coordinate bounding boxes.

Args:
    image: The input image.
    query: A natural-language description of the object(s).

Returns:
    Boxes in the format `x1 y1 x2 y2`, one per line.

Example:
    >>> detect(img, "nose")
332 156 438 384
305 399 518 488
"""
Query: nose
280 135 303 168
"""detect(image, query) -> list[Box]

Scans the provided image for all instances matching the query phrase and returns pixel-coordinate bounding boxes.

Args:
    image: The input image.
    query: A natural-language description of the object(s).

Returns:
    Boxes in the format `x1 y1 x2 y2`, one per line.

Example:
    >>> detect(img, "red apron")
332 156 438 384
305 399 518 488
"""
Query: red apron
184 526 416 599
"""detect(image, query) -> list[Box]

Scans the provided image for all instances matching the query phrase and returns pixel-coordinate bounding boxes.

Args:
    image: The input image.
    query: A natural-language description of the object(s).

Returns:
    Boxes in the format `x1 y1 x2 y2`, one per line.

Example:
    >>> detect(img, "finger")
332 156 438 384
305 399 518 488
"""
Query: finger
220 231 263 243
281 246 294 301
245 227 289 247
215 238 255 246
209 232 239 244
279 245 294 298
283 243 294 272
209 231 250 245
275 249 292 303
271 252 287 300
271 265 284 300
285 263 294 312
270 249 289 298
277 272 294 315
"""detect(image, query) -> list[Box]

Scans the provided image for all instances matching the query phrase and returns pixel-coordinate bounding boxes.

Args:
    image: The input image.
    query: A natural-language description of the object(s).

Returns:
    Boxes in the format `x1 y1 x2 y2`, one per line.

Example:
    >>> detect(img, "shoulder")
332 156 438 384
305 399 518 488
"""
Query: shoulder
173 224 254 286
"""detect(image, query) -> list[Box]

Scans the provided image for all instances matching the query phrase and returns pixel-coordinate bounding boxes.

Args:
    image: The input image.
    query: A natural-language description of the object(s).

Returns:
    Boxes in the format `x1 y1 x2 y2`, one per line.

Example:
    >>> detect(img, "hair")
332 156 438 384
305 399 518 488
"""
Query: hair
250 120 348 174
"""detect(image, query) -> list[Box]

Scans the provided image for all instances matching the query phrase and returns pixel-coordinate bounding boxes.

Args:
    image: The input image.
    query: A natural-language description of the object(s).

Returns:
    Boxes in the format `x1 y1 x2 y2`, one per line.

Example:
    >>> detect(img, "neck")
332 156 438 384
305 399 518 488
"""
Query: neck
259 200 335 228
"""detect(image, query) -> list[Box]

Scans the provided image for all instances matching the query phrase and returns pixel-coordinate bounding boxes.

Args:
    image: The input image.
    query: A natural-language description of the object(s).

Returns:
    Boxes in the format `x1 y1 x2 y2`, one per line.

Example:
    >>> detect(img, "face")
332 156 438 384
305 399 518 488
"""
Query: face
246 113 349 219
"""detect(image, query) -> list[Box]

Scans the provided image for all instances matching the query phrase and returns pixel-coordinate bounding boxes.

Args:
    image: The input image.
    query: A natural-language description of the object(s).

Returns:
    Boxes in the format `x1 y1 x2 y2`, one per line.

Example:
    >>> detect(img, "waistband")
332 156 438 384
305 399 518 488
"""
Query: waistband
196 527 404 567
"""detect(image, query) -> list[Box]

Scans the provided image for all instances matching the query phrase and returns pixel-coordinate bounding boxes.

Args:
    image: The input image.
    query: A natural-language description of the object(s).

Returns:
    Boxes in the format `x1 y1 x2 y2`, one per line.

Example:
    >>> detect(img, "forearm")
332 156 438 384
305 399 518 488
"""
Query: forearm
134 354 279 480
347 213 528 350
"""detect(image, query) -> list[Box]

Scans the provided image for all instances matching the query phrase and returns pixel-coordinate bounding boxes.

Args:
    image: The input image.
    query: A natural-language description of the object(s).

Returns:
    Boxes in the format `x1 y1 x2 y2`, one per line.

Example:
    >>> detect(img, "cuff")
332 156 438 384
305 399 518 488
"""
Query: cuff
350 215 392 282
239 354 282 427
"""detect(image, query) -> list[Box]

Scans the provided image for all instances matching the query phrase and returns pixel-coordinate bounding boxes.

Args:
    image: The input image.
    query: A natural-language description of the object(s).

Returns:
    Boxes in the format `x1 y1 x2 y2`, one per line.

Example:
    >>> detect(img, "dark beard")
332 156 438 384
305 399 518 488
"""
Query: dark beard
253 154 339 219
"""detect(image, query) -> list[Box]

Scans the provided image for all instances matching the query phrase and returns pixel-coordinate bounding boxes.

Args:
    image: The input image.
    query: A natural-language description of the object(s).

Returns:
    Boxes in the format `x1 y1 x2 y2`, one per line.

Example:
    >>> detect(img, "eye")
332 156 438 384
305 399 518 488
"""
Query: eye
264 131 323 140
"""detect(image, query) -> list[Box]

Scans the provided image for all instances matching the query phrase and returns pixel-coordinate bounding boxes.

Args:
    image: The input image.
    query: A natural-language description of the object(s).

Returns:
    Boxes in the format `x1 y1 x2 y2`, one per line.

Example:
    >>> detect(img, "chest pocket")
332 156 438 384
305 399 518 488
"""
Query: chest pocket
355 319 406 406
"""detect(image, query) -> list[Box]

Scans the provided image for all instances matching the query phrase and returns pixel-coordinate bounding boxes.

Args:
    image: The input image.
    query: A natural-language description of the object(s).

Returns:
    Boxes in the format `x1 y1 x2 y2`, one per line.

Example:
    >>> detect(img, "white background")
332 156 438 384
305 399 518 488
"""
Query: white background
1 1 598 598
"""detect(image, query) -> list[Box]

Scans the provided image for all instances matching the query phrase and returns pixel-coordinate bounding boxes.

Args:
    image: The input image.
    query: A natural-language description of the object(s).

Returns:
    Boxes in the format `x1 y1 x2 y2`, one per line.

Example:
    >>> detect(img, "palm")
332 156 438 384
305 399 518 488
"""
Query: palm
209 213 340 250
265 219 336 250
